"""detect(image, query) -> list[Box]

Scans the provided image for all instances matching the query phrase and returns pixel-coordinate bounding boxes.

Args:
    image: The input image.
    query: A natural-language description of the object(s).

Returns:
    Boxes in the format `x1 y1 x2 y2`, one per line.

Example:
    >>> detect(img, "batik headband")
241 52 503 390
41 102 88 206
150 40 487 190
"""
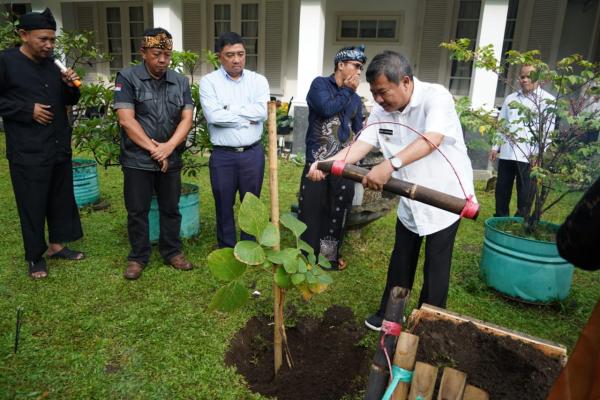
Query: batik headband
334 45 367 64
141 33 173 50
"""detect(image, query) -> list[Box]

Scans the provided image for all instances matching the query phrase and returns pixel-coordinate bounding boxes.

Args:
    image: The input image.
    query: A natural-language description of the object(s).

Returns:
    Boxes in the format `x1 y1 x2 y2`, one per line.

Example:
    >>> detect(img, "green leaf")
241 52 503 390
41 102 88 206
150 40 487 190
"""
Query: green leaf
297 239 314 255
280 212 307 238
305 271 317 284
307 253 317 266
238 193 269 237
291 273 305 285
234 241 265 265
208 248 247 282
258 223 279 247
267 248 297 263
297 258 308 273
209 282 249 312
318 254 331 269
274 266 293 289
317 271 333 284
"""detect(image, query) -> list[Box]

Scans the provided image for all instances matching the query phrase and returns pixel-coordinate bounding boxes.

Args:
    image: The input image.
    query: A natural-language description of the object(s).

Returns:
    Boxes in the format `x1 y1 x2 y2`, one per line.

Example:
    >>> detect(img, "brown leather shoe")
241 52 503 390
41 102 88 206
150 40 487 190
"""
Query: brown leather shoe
167 254 193 271
124 261 144 280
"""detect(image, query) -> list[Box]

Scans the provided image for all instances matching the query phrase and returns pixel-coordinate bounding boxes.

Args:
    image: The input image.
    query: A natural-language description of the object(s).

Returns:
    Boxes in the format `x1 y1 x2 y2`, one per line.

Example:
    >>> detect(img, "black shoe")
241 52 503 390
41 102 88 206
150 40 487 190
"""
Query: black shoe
364 314 383 331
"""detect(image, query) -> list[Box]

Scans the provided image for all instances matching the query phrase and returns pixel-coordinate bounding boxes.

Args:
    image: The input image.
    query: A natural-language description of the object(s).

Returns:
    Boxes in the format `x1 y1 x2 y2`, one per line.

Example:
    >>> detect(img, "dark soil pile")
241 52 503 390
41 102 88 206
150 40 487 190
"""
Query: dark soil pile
225 305 371 400
412 319 563 399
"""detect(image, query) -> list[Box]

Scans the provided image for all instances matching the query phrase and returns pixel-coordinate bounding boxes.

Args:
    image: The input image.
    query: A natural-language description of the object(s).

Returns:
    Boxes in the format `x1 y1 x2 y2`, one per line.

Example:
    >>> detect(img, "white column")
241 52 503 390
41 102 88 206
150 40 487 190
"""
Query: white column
153 0 183 51
31 0 63 34
469 0 509 109
296 0 326 105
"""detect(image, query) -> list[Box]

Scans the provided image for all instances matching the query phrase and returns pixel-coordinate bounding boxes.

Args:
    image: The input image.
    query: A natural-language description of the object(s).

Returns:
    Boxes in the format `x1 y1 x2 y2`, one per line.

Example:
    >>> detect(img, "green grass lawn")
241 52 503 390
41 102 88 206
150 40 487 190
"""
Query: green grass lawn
1 134 599 399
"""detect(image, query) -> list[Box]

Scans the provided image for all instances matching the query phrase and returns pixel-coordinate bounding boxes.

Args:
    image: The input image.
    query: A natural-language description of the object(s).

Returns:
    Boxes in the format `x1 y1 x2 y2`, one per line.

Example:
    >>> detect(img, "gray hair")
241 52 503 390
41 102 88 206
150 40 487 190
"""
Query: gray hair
366 51 413 84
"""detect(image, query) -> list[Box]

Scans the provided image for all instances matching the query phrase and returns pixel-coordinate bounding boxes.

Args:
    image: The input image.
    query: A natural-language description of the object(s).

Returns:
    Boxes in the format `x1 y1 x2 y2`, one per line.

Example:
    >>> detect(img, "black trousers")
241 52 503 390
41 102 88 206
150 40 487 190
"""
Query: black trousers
377 218 460 315
123 167 182 265
9 160 83 262
495 159 531 217
297 163 354 267
209 145 265 248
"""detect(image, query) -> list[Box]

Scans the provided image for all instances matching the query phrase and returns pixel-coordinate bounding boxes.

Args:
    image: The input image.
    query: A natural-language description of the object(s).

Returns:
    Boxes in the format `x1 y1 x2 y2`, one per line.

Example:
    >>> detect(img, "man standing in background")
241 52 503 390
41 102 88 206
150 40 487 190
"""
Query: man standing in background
0 8 84 279
200 32 270 248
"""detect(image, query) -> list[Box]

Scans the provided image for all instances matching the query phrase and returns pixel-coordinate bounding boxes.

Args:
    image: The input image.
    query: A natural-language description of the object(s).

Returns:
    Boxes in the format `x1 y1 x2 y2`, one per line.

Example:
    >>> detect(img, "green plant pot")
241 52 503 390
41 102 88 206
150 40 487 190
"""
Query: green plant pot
72 158 100 207
149 183 200 242
480 216 574 303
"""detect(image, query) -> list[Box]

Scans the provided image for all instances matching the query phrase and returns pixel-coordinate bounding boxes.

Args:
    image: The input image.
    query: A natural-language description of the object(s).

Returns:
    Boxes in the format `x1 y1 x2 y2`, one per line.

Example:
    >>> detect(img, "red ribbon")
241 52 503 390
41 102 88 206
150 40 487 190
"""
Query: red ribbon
331 160 346 176
460 195 479 219
380 319 402 382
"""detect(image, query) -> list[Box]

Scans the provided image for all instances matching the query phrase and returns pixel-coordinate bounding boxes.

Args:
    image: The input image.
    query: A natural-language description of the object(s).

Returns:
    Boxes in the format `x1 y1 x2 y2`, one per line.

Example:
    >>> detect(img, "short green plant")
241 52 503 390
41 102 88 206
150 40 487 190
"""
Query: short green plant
443 39 600 233
0 12 19 50
208 193 333 311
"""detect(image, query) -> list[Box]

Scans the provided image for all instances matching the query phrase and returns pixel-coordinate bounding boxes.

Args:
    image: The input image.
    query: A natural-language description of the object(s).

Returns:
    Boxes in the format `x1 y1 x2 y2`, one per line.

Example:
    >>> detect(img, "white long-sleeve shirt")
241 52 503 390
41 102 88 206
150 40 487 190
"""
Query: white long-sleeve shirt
496 87 556 163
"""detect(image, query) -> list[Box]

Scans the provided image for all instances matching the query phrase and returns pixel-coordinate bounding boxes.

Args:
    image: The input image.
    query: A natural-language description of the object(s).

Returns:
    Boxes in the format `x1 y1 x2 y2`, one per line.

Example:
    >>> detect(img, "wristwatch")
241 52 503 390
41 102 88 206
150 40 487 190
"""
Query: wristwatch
389 156 403 171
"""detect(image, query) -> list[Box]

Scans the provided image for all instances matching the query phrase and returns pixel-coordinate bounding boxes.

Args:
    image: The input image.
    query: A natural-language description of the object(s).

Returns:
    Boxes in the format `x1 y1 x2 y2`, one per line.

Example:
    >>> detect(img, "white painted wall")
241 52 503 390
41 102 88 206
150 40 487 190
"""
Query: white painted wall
153 0 183 51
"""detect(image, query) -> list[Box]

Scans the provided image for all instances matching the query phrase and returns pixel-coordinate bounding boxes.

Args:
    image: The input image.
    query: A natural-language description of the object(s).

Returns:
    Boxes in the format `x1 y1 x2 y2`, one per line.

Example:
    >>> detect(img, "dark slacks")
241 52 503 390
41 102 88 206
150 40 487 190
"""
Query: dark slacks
209 145 265 248
377 218 460 315
9 160 83 262
495 159 531 217
123 167 182 265
297 163 354 267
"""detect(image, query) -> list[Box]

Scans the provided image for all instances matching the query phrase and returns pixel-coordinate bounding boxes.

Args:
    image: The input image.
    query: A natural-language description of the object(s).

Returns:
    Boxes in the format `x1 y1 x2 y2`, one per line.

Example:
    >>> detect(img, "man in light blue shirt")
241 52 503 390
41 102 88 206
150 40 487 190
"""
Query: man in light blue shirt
200 31 270 248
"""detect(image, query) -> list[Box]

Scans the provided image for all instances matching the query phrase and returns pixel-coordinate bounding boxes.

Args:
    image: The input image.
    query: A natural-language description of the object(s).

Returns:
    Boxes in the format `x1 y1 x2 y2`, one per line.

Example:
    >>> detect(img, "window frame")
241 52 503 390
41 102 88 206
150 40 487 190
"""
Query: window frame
335 13 403 43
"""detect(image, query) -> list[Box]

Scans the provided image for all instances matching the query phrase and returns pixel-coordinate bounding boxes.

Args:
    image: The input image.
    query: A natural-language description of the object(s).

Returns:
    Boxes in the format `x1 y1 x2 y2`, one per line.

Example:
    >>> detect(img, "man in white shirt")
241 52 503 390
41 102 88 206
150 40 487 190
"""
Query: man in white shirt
490 64 555 217
308 51 475 331
200 32 270 248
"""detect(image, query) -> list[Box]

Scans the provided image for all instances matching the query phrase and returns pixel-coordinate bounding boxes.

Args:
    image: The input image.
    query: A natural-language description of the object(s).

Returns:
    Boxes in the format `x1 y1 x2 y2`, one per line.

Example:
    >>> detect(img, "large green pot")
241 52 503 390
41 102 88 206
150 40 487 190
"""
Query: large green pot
72 158 100 207
480 216 574 303
149 183 200 242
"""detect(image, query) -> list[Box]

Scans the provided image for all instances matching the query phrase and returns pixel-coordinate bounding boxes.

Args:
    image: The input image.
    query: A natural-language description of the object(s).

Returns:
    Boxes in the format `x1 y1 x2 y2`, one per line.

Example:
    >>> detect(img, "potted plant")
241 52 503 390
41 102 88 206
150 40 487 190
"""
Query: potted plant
443 39 600 302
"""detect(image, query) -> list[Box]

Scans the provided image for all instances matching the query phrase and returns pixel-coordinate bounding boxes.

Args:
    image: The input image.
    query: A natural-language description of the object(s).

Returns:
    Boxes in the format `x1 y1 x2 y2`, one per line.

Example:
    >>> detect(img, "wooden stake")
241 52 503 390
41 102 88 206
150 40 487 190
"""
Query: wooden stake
365 287 410 400
463 385 489 400
437 367 466 400
267 100 285 375
391 332 420 400
408 362 438 400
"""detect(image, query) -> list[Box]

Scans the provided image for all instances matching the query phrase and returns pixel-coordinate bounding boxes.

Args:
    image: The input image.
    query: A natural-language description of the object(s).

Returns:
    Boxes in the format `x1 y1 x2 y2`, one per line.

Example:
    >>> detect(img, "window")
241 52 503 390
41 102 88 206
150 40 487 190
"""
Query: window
1 3 30 21
212 1 260 71
495 0 519 98
337 16 400 41
104 4 148 75
449 0 481 96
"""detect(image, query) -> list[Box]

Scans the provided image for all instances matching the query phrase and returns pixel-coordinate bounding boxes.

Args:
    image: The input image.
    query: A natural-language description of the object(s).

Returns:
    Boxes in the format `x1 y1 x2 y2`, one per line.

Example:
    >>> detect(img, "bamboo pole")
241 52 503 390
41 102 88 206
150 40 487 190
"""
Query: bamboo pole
267 101 285 375
391 332 420 400
463 385 489 400
317 161 479 220
408 362 438 400
365 287 410 400
437 367 467 400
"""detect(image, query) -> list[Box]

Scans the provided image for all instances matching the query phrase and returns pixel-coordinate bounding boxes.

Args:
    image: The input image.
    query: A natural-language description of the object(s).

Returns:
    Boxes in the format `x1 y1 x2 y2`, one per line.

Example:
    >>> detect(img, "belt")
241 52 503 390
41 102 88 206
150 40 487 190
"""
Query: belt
212 140 261 153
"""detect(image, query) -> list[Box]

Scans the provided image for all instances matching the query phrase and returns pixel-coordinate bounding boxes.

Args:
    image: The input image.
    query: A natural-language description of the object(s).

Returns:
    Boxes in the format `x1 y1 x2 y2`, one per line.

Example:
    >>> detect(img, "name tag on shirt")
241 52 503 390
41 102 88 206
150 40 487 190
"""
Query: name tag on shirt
379 128 393 135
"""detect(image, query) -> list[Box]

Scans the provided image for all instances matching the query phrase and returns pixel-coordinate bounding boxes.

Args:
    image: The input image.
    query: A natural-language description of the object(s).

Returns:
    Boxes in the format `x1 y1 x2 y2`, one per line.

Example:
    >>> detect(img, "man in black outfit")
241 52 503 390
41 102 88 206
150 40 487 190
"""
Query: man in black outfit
0 8 85 279
114 28 194 280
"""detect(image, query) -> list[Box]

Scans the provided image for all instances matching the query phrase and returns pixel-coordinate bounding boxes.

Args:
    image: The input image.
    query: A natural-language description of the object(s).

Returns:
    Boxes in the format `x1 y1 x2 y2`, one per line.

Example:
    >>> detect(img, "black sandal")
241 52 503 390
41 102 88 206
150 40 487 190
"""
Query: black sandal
28 259 48 279
47 247 85 260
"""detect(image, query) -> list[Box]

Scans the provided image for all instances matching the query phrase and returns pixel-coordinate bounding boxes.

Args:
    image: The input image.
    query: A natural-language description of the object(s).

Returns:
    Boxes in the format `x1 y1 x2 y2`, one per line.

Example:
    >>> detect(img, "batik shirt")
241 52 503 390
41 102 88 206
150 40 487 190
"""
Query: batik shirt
305 75 363 163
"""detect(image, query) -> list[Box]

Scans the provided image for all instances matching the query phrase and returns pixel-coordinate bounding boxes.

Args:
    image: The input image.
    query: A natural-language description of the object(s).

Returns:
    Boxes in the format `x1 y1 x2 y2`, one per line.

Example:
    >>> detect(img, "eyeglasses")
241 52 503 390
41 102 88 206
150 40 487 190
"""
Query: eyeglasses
346 61 364 71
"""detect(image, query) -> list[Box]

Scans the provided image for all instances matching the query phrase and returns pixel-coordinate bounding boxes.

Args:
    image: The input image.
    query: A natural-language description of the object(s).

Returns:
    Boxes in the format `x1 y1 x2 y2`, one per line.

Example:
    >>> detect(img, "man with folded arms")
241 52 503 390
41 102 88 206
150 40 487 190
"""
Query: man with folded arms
114 28 194 279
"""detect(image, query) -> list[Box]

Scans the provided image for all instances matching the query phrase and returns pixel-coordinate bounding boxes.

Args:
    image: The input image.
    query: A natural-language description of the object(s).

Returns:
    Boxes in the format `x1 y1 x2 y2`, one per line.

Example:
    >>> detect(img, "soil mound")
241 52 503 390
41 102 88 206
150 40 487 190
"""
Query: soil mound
225 305 371 400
